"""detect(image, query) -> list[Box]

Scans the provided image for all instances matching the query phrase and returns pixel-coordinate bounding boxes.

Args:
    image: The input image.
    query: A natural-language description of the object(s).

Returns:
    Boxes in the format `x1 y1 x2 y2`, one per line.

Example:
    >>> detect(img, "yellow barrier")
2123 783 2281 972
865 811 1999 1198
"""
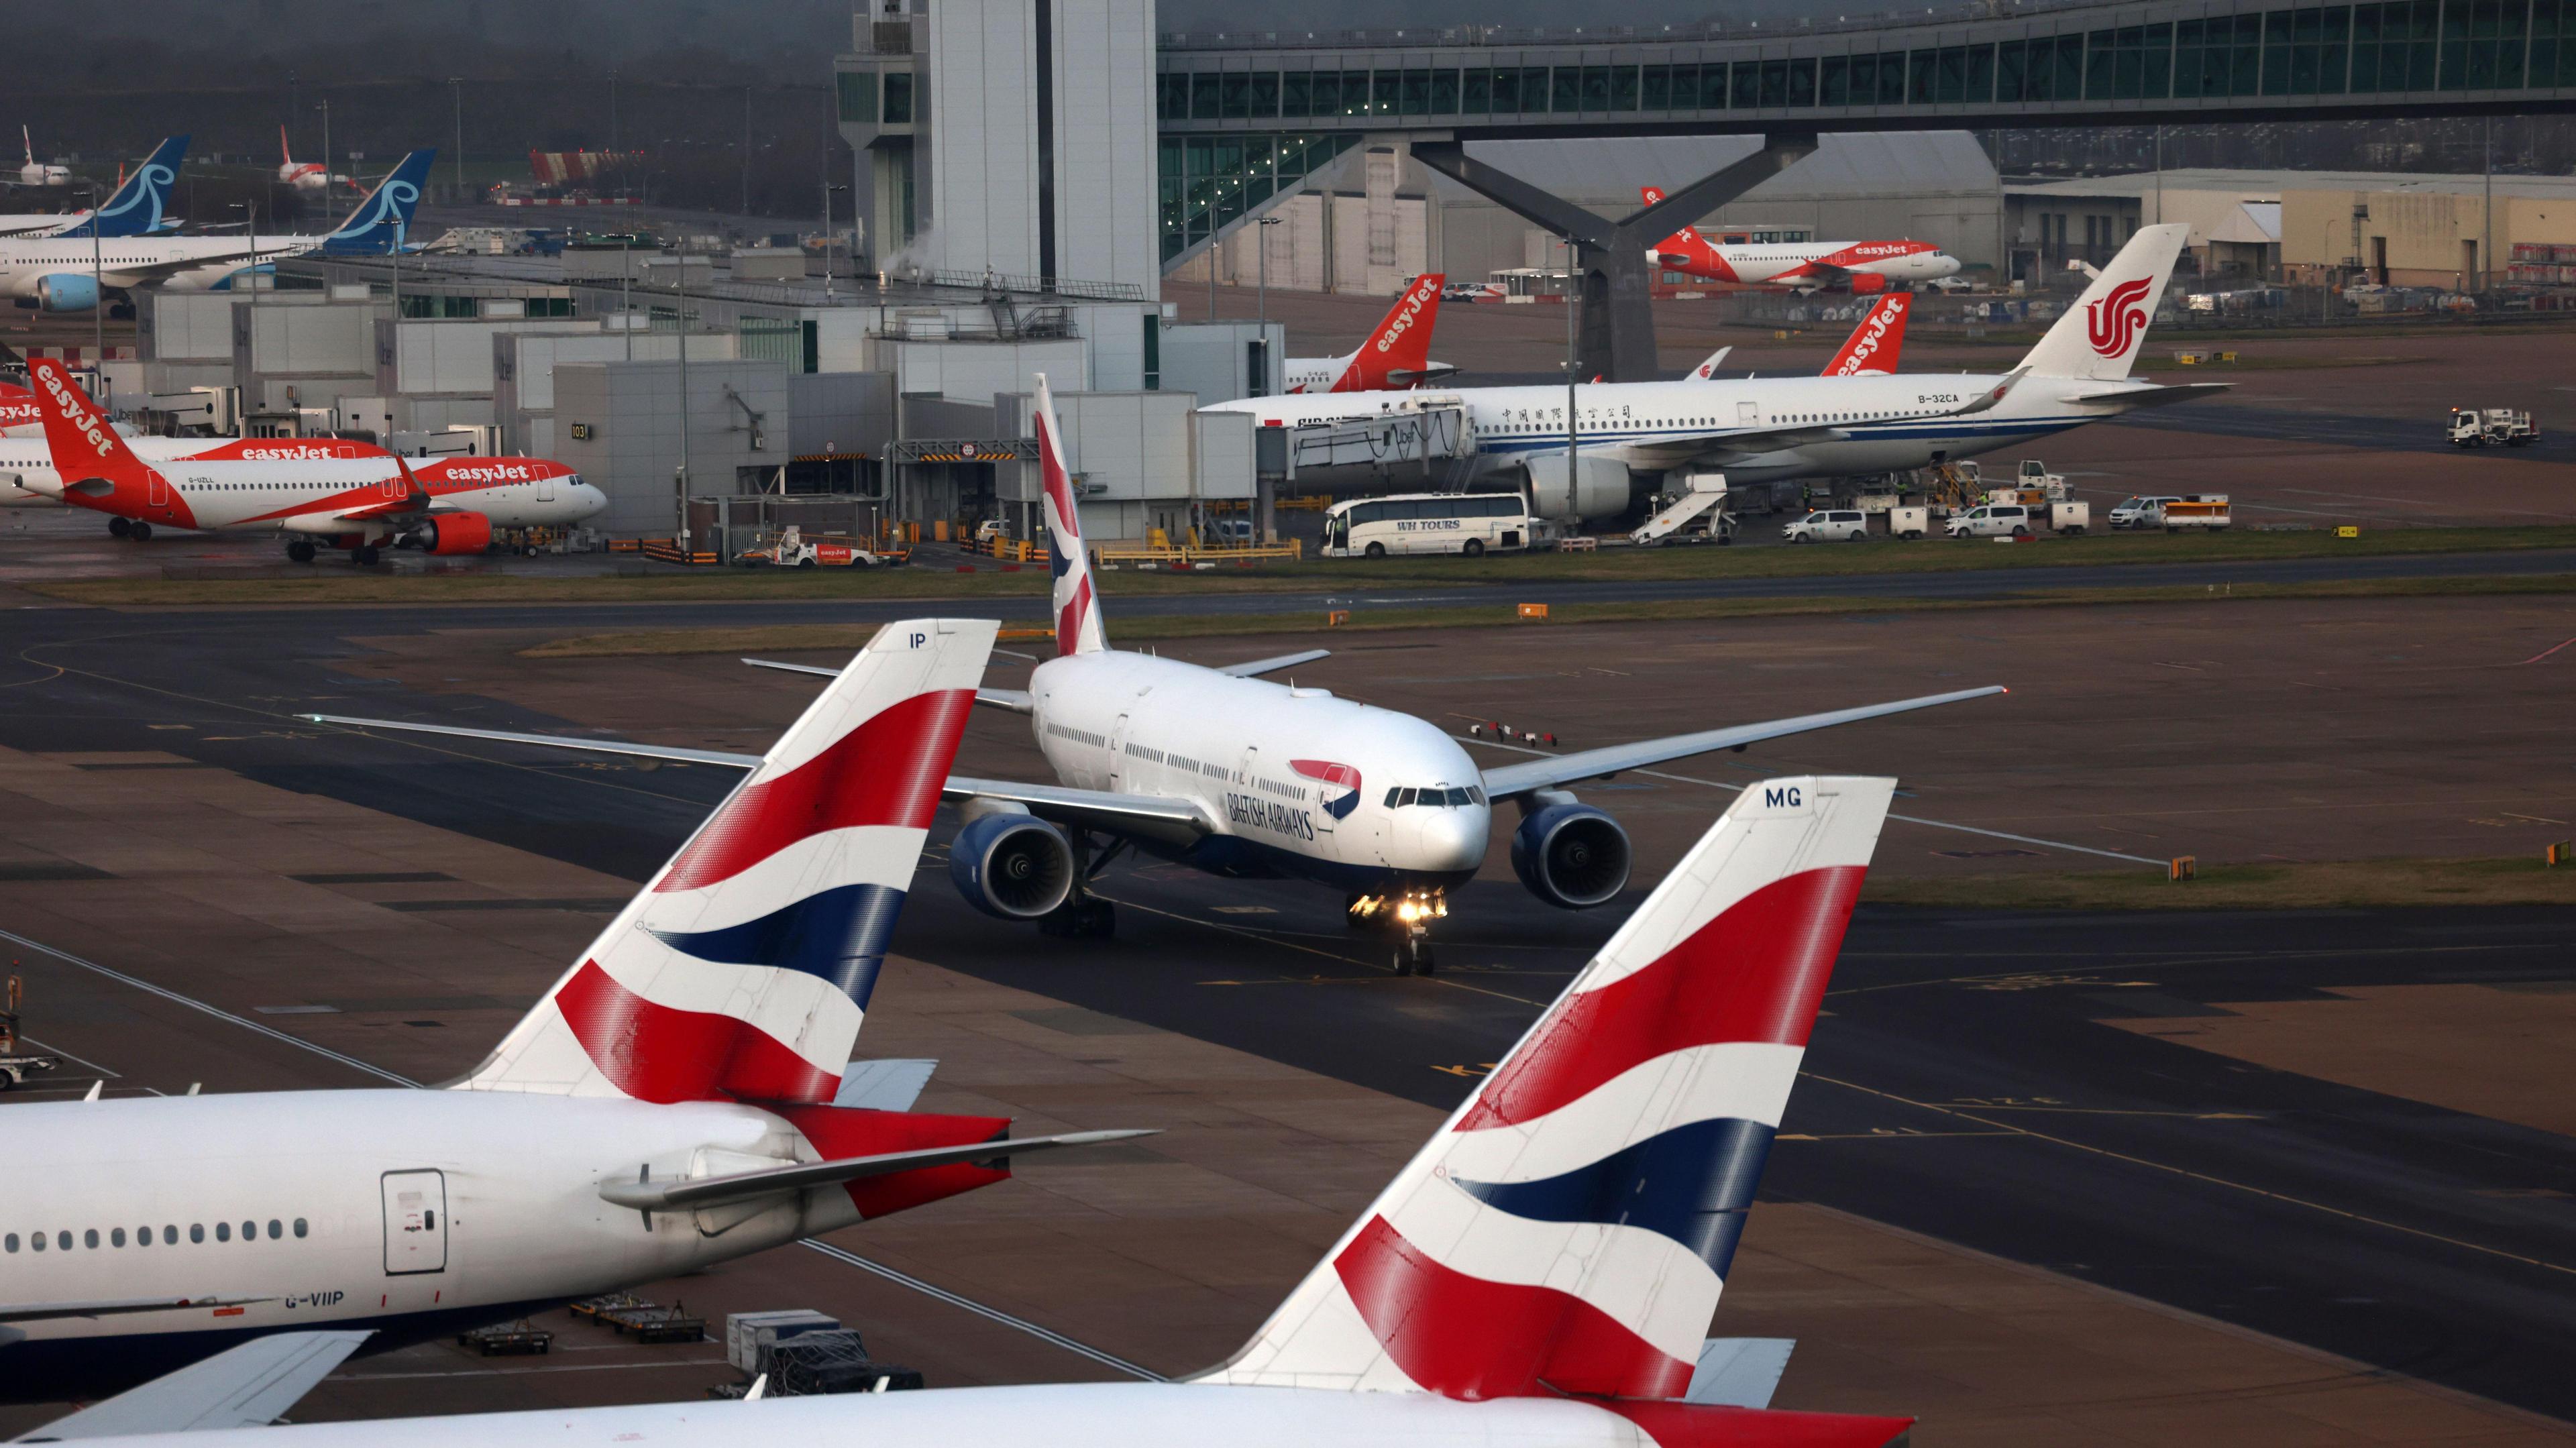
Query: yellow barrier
2335 525 2360 539
998 626 1057 643
2169 855 2197 882
2548 841 2572 867
1092 541 1302 568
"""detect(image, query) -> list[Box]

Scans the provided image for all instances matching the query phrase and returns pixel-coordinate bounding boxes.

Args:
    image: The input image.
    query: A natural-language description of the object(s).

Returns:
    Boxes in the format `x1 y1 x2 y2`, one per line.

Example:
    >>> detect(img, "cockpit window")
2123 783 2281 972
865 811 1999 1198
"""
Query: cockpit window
1385 785 1485 809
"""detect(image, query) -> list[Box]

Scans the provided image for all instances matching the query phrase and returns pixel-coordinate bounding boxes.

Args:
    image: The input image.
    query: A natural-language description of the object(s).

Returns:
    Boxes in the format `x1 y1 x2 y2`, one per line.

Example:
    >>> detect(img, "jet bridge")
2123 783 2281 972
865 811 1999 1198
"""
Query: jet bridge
1265 396 1474 478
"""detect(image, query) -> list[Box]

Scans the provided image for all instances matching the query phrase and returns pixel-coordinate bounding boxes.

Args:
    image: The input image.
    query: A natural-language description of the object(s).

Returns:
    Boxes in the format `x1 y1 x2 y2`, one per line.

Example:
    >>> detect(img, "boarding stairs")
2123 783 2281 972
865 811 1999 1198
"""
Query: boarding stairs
1630 471 1732 545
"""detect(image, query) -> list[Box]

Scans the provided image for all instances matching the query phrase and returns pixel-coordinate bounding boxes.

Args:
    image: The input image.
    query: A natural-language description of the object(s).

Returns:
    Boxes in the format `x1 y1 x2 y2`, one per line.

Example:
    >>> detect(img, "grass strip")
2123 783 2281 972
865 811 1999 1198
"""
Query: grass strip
30 525 2576 608
1864 855 2576 911
521 570 2576 659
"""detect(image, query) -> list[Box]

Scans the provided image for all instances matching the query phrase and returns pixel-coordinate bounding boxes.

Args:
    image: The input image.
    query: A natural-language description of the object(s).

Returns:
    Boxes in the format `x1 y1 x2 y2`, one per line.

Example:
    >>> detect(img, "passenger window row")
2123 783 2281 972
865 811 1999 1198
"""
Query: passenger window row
6 1218 307 1253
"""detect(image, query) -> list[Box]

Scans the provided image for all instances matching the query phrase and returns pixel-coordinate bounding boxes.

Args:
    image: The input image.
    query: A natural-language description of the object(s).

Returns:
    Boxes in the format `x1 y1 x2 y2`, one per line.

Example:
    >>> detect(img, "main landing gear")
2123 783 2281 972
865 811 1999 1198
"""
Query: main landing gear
285 541 316 563
109 517 150 541
1348 889 1447 976
1036 830 1120 940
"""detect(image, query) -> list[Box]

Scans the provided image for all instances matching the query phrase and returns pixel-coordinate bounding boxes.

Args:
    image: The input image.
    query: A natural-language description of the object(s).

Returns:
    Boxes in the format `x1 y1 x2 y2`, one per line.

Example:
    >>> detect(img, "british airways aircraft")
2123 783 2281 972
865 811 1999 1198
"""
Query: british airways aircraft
0 620 1146 1402
1206 224 2214 522
0 136 189 240
0 150 432 311
30 775 1917 1447
311 378 1998 975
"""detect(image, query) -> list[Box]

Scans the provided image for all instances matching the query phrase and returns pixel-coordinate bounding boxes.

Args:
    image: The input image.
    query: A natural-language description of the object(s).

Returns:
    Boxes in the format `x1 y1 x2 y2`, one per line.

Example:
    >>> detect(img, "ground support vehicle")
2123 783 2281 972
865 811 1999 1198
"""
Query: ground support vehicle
735 524 883 568
2449 408 2540 447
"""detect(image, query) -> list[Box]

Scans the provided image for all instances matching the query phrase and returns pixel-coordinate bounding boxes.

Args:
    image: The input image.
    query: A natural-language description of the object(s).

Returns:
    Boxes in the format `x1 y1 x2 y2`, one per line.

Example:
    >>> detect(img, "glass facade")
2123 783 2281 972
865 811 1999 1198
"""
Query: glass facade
1159 132 1356 263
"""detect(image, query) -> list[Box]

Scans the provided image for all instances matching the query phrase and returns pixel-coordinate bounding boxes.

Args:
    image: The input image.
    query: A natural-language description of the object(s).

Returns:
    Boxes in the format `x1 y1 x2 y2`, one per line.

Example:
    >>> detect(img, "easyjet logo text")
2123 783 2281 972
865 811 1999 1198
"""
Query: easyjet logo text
1830 298 1907 376
434 462 543 484
35 368 114 458
1373 278 1440 353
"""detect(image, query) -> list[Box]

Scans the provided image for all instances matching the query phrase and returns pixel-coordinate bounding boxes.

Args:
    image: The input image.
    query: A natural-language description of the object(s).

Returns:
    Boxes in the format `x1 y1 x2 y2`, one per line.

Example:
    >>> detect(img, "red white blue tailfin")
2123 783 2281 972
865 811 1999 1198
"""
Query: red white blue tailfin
1033 374 1107 659
1206 776 1894 1400
453 618 992 1103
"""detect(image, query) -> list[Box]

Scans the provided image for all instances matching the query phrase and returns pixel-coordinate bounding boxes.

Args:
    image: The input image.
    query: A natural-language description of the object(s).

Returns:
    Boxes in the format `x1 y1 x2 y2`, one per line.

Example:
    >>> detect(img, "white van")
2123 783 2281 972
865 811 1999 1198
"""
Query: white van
1945 504 2035 539
2108 495 2183 529
1781 508 1870 543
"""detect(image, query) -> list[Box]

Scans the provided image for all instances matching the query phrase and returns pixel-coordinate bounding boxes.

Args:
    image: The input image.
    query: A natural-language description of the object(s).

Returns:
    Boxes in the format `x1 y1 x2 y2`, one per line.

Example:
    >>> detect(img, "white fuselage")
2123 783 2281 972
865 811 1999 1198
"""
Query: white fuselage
1030 652 1489 894
1211 370 2150 498
0 437 368 505
16 448 606 539
0 237 286 298
65 1381 1669 1448
1663 239 1962 288
0 1091 868 1398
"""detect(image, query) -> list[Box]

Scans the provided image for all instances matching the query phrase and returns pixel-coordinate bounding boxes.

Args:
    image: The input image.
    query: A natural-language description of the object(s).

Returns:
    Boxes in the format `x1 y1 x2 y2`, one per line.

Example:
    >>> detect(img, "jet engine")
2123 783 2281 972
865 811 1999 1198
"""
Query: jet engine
1511 801 1632 909
34 274 101 312
412 513 492 555
1522 452 1635 524
948 812 1076 920
1848 272 1889 295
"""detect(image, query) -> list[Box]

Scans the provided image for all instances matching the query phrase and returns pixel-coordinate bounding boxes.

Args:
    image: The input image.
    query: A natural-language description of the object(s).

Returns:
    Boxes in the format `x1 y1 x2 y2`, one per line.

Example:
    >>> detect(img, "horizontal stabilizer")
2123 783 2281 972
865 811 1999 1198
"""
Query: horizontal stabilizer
22 1329 370 1439
1477 685 2003 799
2059 381 2231 409
302 713 761 769
833 1058 937 1111
1684 1337 1796 1408
1217 648 1330 678
598 1129 1158 1212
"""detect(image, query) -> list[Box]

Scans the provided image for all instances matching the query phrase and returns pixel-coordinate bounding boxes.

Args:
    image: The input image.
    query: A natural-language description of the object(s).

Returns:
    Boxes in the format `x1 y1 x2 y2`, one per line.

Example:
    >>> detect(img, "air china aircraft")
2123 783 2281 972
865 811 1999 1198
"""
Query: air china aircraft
1644 186 1960 294
20 359 604 561
0 135 189 239
0 620 1149 1402
0 149 431 311
1209 225 2213 523
1283 272 1454 392
310 376 1996 974
34 775 1918 1448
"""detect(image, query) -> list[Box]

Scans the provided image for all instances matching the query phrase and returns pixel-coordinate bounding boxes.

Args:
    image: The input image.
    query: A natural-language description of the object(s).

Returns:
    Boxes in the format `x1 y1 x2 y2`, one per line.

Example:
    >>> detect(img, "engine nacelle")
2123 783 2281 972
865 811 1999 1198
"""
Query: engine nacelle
1521 452 1635 523
34 274 101 313
413 512 492 555
948 812 1076 920
1511 802 1633 910
1848 272 1889 295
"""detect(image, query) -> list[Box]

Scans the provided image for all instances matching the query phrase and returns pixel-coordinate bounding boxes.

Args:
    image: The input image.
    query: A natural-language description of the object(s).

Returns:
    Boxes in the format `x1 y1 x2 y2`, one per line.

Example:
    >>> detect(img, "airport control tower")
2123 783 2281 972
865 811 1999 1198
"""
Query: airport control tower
835 0 1159 298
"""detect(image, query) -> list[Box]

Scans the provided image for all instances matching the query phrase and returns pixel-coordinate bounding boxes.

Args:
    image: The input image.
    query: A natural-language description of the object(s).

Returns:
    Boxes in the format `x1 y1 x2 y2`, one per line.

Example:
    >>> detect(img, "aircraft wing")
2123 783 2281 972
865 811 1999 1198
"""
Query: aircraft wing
744 657 1032 713
19 1329 371 1438
598 1130 1158 1213
302 716 1215 843
0 1294 279 1325
1476 685 2005 801
1216 648 1330 678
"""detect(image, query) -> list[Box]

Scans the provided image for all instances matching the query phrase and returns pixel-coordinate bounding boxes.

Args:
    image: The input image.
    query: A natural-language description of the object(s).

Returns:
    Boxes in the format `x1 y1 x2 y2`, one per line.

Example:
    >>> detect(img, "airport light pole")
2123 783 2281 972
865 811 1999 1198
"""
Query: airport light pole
85 184 105 408
1564 231 1578 510
1256 214 1282 368
448 78 466 197
317 99 332 194
676 237 693 547
824 183 848 298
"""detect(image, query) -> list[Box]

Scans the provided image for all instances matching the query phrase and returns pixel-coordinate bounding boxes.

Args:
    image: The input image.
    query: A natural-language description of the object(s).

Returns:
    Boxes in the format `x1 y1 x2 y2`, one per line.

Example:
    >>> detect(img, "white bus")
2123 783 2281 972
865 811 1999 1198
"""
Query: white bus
1321 492 1532 559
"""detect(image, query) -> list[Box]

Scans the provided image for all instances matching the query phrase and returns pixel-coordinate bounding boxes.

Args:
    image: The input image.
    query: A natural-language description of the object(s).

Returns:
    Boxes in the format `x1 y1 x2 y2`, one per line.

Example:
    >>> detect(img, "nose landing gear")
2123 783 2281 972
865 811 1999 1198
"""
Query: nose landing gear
1348 889 1448 976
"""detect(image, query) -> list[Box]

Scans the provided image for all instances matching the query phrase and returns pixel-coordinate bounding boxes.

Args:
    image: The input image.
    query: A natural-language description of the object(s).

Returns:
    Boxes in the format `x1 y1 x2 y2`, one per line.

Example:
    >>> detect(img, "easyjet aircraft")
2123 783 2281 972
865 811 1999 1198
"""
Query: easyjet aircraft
0 620 1148 1403
1686 292 1914 383
1283 272 1454 392
19 359 604 561
1644 186 1959 294
21 775 1919 1448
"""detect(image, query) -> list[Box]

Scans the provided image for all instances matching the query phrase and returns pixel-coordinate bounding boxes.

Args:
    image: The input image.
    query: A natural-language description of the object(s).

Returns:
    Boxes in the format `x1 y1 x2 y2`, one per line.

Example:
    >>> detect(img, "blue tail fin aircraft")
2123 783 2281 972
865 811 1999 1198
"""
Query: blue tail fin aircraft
51 135 189 239
317 148 433 256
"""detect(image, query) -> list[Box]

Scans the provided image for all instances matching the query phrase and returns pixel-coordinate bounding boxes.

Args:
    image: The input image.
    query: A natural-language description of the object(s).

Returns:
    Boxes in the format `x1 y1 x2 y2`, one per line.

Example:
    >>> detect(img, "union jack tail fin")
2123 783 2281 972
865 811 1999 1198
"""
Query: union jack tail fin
2019 221 2187 382
1032 374 1107 658
1208 776 1895 1408
1339 273 1444 390
453 618 992 1103
1821 294 1910 378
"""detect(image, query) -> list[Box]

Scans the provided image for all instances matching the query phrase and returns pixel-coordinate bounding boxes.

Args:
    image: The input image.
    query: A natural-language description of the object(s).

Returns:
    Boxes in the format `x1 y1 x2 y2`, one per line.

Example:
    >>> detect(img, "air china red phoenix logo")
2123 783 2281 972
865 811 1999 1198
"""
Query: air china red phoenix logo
2086 277 2154 359
1291 759 1363 820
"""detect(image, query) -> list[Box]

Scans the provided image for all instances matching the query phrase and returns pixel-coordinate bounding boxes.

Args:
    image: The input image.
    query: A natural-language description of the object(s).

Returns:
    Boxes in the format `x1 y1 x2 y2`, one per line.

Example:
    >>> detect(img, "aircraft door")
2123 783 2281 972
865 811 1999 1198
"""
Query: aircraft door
147 474 168 508
537 470 557 502
1107 714 1130 791
1737 400 1760 425
380 1168 448 1275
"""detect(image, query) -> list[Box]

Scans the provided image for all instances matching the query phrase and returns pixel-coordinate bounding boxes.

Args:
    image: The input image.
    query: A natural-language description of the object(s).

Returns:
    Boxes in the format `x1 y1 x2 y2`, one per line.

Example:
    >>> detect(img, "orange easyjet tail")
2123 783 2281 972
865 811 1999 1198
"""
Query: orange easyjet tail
26 357 152 488
1337 273 1446 390
1821 294 1911 377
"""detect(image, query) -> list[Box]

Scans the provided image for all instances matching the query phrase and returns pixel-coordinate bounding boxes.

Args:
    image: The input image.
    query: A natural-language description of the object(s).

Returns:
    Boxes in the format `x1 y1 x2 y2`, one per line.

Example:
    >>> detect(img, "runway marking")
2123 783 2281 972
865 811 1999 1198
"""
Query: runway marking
17 1034 123 1077
1455 734 2163 866
798 1239 1164 1382
335 1356 729 1381
2519 636 2576 665
0 928 421 1088
0 921 1180 1380
1803 1070 2576 1280
1102 893 1548 1007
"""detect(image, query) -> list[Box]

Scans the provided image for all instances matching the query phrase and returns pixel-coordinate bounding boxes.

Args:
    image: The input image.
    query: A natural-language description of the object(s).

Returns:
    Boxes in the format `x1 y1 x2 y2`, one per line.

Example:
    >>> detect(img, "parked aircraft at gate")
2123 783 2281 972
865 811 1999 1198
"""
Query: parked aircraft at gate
309 376 1998 974
19 359 604 560
39 775 1915 1448
0 150 431 310
0 620 1148 1402
1209 225 2212 522
1284 273 1454 392
1642 186 1960 294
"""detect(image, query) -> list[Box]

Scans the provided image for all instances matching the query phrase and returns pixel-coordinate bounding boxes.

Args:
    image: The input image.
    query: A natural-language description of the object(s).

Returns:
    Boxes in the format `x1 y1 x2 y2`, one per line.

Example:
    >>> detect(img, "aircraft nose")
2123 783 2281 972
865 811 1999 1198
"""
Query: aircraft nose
1415 805 1489 873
